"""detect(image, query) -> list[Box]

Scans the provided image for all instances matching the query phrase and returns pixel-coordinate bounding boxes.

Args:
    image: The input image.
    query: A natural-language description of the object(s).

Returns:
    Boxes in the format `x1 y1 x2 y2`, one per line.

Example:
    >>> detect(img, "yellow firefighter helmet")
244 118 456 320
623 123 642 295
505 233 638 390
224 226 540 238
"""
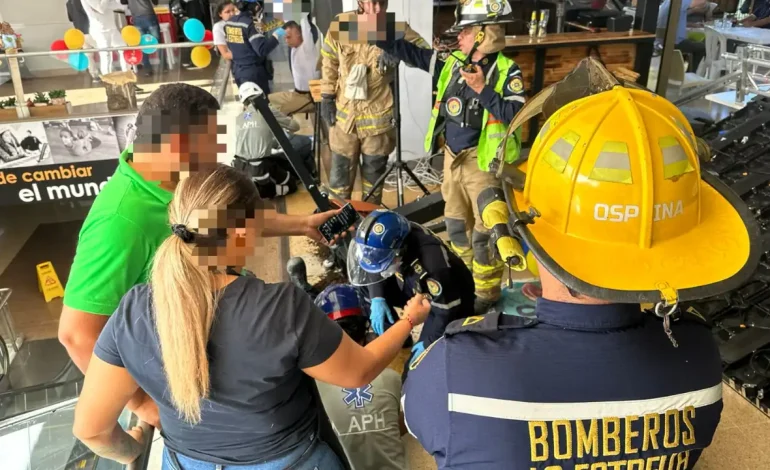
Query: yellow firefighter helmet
503 77 760 305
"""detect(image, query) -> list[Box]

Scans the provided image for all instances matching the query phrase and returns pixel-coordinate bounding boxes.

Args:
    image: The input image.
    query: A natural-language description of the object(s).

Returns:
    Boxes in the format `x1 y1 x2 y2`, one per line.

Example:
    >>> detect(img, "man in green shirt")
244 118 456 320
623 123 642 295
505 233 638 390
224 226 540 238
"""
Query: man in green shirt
59 84 344 427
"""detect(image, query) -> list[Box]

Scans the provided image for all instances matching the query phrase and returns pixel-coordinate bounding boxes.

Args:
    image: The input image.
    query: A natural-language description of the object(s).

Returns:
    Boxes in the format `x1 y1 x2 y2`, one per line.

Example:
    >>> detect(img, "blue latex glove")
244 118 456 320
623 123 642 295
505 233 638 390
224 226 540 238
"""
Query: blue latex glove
370 297 395 335
408 341 426 368
272 27 286 41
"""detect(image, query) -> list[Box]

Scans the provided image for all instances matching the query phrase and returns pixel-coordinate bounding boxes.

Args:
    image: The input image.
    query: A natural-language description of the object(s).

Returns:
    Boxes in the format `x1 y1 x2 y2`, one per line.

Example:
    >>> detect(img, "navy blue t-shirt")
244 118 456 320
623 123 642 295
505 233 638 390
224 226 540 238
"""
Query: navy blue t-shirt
94 277 343 465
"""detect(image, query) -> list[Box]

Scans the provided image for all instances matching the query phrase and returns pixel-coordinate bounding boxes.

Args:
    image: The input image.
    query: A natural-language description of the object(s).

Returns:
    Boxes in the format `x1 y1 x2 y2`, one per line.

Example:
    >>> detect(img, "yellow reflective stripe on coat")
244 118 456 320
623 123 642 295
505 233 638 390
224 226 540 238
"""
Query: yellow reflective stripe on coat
323 35 338 54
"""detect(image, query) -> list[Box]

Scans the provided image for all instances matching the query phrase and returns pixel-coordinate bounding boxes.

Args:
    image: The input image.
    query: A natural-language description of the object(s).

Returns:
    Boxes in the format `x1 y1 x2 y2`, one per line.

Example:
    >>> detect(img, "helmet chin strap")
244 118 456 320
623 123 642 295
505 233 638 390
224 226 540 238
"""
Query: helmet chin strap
462 28 486 71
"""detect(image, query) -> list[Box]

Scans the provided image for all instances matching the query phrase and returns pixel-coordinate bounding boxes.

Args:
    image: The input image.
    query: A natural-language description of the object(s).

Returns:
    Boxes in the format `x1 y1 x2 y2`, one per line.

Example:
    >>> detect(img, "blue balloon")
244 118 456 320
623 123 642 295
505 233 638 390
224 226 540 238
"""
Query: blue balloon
140 34 158 54
183 18 205 43
68 52 89 72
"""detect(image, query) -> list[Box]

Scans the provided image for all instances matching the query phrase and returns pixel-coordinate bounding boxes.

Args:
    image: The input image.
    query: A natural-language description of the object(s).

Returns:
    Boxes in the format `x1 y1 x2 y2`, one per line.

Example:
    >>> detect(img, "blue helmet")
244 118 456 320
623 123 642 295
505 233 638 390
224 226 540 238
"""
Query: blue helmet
315 284 369 342
354 210 411 273
315 284 363 321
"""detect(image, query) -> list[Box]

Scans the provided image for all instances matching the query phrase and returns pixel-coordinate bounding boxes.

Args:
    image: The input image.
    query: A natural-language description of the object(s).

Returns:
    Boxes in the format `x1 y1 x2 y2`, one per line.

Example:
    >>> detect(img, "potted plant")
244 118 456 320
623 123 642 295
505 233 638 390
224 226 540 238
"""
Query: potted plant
32 92 49 107
0 97 17 121
48 89 66 106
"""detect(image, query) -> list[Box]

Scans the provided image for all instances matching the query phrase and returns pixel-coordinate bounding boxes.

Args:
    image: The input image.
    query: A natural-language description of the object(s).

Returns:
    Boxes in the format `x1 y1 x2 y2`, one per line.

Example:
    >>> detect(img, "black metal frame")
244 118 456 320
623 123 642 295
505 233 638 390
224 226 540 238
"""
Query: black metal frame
362 70 432 207
246 90 334 212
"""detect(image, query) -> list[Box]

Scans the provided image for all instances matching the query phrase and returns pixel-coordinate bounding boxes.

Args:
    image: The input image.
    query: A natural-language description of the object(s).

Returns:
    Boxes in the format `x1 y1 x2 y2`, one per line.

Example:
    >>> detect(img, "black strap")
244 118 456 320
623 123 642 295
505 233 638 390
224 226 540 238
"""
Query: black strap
309 18 320 44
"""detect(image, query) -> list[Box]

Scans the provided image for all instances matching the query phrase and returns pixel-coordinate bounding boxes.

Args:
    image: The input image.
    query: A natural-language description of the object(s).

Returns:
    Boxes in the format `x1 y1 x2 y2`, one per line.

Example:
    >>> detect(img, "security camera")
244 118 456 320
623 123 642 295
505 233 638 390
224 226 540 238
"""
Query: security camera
238 82 264 104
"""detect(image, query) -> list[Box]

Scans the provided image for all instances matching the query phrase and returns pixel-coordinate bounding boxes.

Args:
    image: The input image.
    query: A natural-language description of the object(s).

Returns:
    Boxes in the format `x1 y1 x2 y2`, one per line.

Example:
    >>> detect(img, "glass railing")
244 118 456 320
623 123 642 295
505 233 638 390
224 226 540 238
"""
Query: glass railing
0 288 17 382
0 398 154 470
0 288 84 421
0 375 83 422
0 40 229 123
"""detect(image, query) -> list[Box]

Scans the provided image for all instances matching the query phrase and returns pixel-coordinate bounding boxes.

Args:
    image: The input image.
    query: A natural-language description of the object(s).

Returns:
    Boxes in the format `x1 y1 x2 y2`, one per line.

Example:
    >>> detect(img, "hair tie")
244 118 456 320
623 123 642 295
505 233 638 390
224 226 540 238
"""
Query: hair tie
171 224 195 243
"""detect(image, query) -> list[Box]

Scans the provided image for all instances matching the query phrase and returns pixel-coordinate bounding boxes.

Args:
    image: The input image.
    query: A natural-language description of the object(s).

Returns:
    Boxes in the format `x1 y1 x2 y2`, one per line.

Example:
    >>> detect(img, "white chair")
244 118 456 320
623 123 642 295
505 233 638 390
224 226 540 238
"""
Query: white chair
700 27 729 79
667 50 712 100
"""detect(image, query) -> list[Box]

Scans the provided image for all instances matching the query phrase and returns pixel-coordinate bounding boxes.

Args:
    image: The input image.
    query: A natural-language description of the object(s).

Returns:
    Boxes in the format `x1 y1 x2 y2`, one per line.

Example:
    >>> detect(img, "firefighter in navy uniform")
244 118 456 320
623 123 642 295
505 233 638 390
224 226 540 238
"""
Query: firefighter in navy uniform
376 0 527 314
225 0 282 92
402 60 761 469
348 210 475 365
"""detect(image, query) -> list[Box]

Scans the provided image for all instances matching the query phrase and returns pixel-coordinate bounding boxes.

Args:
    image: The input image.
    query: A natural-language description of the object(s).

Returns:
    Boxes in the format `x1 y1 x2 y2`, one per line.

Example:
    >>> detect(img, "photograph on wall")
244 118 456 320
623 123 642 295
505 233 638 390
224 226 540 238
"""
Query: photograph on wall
43 117 121 164
112 114 137 152
0 121 52 169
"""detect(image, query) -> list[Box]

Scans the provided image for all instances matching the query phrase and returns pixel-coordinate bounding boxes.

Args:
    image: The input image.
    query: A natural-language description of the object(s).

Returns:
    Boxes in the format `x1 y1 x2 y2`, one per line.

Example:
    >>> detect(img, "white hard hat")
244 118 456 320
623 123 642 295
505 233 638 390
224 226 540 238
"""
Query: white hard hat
453 0 513 31
238 82 263 104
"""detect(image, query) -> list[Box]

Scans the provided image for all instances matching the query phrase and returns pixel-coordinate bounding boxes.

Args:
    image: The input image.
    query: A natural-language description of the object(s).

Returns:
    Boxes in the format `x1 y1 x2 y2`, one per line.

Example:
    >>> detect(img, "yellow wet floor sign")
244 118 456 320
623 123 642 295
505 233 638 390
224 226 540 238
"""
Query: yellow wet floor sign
37 261 64 302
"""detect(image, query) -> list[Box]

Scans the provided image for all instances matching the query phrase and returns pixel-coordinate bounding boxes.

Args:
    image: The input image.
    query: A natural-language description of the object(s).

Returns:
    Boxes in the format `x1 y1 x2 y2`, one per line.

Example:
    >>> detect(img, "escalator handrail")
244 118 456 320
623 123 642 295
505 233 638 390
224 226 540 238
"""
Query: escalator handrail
0 288 11 309
0 288 12 380
0 375 82 400
0 396 78 430
127 420 155 470
1 398 156 470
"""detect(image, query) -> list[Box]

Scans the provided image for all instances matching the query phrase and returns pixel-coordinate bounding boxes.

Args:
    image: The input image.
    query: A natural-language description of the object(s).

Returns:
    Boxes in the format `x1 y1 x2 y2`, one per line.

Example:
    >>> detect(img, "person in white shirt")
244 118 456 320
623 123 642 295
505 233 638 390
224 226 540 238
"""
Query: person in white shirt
82 0 129 75
268 16 321 116
213 0 237 60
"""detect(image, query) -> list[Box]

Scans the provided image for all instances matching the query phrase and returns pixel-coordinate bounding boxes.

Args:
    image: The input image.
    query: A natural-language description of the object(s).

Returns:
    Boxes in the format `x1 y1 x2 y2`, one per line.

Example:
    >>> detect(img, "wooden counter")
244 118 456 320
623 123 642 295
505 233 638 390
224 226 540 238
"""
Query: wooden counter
505 31 656 50
502 30 656 144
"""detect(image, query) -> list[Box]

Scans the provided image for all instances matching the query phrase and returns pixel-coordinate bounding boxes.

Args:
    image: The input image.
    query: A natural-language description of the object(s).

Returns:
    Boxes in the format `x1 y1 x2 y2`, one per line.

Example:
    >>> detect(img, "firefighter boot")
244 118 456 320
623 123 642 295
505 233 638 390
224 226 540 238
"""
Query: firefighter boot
287 257 319 299
361 154 389 205
446 218 473 269
472 230 504 314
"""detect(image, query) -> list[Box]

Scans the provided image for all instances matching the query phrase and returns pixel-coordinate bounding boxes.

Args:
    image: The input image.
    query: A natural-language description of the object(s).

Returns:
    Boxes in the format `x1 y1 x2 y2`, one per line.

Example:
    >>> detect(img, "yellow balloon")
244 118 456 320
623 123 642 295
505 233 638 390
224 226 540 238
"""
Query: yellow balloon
64 28 85 50
190 46 212 68
526 251 539 278
121 26 142 47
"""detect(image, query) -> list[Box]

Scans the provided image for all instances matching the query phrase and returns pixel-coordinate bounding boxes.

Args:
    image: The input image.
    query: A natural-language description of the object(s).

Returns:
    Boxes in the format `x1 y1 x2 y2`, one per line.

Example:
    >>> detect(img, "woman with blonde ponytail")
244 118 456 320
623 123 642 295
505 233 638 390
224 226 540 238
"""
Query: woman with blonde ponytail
74 164 432 469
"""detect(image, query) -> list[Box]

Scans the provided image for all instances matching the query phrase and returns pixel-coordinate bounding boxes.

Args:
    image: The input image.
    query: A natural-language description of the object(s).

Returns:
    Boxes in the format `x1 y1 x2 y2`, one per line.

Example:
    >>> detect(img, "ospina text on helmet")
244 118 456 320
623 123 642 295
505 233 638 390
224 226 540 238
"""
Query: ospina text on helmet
593 201 685 223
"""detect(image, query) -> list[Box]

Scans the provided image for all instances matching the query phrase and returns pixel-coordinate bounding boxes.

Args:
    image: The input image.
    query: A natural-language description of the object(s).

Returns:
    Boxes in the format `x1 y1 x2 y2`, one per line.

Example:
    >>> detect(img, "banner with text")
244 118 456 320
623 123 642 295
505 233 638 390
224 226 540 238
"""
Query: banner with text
0 115 135 205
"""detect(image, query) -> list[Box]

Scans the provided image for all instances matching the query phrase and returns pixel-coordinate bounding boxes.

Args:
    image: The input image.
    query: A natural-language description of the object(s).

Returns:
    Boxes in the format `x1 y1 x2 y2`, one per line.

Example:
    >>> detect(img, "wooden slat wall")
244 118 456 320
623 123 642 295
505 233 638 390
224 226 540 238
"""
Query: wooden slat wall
543 44 637 87
504 43 637 142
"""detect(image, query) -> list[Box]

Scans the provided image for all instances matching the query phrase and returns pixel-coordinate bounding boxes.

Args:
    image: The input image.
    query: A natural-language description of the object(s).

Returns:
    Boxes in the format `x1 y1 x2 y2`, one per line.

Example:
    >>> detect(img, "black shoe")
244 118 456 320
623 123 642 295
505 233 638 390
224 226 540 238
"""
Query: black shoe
134 85 146 93
474 298 496 316
287 257 317 298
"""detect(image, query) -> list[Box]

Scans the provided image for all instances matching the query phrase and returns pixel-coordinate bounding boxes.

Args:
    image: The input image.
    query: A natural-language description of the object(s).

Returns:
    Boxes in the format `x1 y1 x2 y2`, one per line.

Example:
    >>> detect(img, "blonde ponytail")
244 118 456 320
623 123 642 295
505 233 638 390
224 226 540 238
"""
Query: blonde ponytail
150 165 260 424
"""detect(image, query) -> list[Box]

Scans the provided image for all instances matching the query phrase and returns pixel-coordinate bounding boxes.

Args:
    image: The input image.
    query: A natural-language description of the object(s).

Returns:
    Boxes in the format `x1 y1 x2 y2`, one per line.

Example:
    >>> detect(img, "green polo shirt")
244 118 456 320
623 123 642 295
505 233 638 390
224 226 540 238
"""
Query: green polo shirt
64 148 173 315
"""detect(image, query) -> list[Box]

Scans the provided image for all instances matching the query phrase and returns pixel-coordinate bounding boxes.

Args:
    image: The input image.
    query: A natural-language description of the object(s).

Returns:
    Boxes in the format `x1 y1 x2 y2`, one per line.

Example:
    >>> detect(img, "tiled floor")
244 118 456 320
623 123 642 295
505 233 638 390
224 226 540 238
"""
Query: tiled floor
696 385 770 469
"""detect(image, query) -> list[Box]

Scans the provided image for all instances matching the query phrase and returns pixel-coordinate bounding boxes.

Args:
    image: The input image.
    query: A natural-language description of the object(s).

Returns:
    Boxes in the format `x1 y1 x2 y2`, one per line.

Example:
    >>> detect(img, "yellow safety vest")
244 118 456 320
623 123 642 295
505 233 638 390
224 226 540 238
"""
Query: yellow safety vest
424 52 522 172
